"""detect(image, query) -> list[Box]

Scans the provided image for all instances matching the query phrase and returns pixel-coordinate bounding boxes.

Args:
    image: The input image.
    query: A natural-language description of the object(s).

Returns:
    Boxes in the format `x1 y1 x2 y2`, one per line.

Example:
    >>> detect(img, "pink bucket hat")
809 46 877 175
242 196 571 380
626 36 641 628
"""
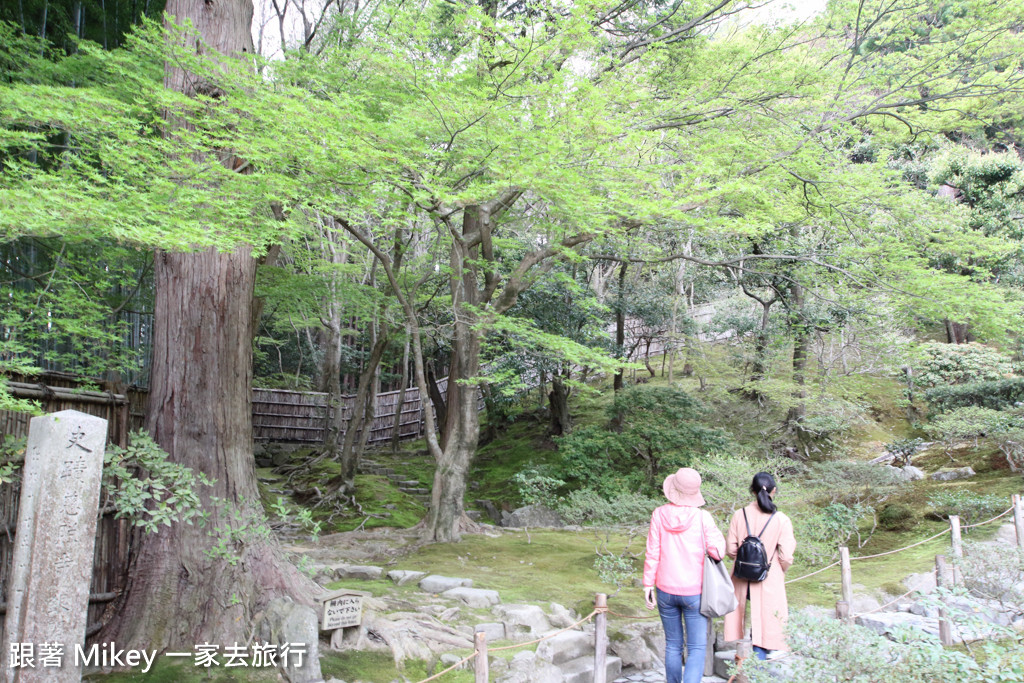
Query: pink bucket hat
663 467 705 507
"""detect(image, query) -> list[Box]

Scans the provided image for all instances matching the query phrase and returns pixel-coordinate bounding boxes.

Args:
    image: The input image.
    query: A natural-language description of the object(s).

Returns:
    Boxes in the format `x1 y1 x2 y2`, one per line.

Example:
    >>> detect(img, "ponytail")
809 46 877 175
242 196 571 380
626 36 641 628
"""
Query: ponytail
750 472 777 513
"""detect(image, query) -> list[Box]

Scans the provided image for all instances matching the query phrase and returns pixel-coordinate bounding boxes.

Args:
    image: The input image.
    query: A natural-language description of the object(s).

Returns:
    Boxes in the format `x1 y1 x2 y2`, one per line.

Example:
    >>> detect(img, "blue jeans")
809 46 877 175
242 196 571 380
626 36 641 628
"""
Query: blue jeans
656 589 707 683
753 645 769 660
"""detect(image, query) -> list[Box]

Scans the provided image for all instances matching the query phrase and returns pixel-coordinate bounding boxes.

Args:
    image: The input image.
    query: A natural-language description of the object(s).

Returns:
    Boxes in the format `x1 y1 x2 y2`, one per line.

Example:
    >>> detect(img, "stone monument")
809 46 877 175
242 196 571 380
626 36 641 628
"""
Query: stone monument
3 410 107 683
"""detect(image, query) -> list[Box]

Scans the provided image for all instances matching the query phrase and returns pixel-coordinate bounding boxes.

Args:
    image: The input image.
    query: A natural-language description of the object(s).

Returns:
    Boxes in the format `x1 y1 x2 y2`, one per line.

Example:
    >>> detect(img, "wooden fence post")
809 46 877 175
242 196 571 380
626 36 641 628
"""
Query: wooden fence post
935 555 953 646
835 600 850 623
949 515 963 584
474 630 488 683
839 546 853 607
734 639 752 683
704 620 715 677
1013 494 1023 549
594 593 608 683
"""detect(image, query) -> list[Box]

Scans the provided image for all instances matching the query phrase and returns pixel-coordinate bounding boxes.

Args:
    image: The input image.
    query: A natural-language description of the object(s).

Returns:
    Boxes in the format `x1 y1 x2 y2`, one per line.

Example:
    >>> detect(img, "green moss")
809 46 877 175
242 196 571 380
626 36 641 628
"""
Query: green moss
90 658 278 682
319 650 474 683
389 529 648 615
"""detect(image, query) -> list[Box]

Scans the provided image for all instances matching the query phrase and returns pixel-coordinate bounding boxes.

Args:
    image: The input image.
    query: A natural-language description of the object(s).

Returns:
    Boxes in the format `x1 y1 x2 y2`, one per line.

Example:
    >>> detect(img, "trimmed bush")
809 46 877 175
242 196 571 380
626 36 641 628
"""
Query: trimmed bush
925 377 1024 413
916 342 1013 387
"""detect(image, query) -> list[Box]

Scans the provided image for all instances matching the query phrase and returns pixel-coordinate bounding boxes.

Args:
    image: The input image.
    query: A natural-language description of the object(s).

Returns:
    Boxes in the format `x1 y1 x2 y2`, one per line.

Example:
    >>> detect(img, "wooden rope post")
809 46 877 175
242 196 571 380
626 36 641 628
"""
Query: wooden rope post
1013 494 1023 549
835 600 850 623
594 593 608 683
733 639 752 683
839 546 853 607
473 630 488 683
935 555 953 646
949 515 963 584
704 620 715 677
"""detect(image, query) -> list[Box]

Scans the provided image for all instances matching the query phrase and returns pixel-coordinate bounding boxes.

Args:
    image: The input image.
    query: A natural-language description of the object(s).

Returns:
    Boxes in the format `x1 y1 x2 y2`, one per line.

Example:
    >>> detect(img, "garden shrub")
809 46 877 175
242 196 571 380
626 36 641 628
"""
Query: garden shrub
927 489 1006 527
916 342 1013 387
924 406 1024 466
799 460 902 507
790 509 844 564
795 398 865 443
554 385 729 498
739 610 1024 683
511 467 565 508
821 501 876 547
884 437 924 466
557 488 659 526
924 377 1024 413
878 502 915 531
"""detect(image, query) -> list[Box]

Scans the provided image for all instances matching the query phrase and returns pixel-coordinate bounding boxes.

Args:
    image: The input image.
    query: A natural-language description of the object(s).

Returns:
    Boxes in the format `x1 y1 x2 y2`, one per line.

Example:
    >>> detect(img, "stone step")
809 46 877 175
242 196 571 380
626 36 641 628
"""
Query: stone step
536 630 593 665
559 654 622 683
399 487 430 495
713 650 736 679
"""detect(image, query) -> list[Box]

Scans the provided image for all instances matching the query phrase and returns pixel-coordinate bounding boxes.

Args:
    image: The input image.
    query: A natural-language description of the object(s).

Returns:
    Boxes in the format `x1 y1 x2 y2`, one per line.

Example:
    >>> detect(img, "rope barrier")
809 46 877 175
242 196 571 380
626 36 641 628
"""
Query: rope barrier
607 609 659 620
848 527 951 561
962 506 1014 529
415 652 478 683
785 560 841 584
488 610 598 652
850 569 937 619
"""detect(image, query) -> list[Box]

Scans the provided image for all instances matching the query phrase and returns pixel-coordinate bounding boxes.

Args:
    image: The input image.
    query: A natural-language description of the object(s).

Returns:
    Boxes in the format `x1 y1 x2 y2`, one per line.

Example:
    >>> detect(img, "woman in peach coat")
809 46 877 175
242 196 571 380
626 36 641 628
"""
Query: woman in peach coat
724 472 796 660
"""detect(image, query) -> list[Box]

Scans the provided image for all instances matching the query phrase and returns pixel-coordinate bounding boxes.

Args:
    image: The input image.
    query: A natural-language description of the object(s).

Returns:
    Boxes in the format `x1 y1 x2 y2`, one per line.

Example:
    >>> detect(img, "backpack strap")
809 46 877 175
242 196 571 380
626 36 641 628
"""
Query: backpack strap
741 507 753 536
757 511 776 538
758 511 779 568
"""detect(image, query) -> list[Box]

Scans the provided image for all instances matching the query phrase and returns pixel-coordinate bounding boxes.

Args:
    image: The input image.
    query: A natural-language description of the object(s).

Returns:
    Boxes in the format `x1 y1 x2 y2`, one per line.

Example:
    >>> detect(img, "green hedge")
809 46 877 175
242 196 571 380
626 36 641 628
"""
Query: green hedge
924 377 1024 413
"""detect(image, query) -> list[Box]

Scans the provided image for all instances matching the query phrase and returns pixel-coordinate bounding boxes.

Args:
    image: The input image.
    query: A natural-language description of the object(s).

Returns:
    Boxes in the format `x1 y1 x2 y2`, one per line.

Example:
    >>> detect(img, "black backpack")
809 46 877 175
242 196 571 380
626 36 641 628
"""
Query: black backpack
733 509 776 582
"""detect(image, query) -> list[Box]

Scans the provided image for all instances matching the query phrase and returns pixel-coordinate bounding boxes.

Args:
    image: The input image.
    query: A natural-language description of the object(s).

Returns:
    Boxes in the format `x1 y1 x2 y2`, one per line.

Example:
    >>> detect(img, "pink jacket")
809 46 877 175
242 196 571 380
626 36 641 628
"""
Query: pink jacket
643 505 726 595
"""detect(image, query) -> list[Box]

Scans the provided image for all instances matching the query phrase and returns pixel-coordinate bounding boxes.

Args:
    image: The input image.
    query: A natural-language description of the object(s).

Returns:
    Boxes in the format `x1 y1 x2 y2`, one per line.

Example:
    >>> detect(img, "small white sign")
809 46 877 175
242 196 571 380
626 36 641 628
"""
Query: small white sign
318 590 369 630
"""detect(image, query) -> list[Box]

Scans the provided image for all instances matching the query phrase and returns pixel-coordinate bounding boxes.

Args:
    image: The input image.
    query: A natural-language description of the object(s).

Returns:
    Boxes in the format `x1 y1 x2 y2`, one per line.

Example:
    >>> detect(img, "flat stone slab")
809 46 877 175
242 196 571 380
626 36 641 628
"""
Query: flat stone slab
419 575 473 593
492 603 552 640
536 630 593 665
929 466 975 481
475 622 506 642
335 564 384 580
900 465 926 481
714 650 736 679
856 611 940 638
561 654 622 683
387 569 427 586
996 523 1017 545
441 586 500 608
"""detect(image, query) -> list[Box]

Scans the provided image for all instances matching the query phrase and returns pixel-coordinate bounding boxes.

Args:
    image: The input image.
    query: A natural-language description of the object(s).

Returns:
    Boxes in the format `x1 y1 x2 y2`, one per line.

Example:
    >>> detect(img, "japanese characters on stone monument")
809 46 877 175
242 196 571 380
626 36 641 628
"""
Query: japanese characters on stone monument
3 410 107 683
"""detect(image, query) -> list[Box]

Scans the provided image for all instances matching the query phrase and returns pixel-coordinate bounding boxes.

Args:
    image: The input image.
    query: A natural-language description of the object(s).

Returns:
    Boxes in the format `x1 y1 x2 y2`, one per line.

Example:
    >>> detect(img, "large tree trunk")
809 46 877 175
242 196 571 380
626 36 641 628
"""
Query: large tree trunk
102 0 319 662
389 331 411 451
785 280 809 432
336 327 388 484
613 261 628 392
548 371 572 436
425 315 481 542
944 319 973 344
426 364 448 445
751 299 774 382
104 249 316 650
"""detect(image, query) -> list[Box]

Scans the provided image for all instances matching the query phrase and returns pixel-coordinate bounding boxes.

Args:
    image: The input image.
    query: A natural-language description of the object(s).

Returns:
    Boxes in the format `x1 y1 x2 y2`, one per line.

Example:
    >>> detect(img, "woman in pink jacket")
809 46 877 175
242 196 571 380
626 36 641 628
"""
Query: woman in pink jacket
724 472 797 660
643 467 726 683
